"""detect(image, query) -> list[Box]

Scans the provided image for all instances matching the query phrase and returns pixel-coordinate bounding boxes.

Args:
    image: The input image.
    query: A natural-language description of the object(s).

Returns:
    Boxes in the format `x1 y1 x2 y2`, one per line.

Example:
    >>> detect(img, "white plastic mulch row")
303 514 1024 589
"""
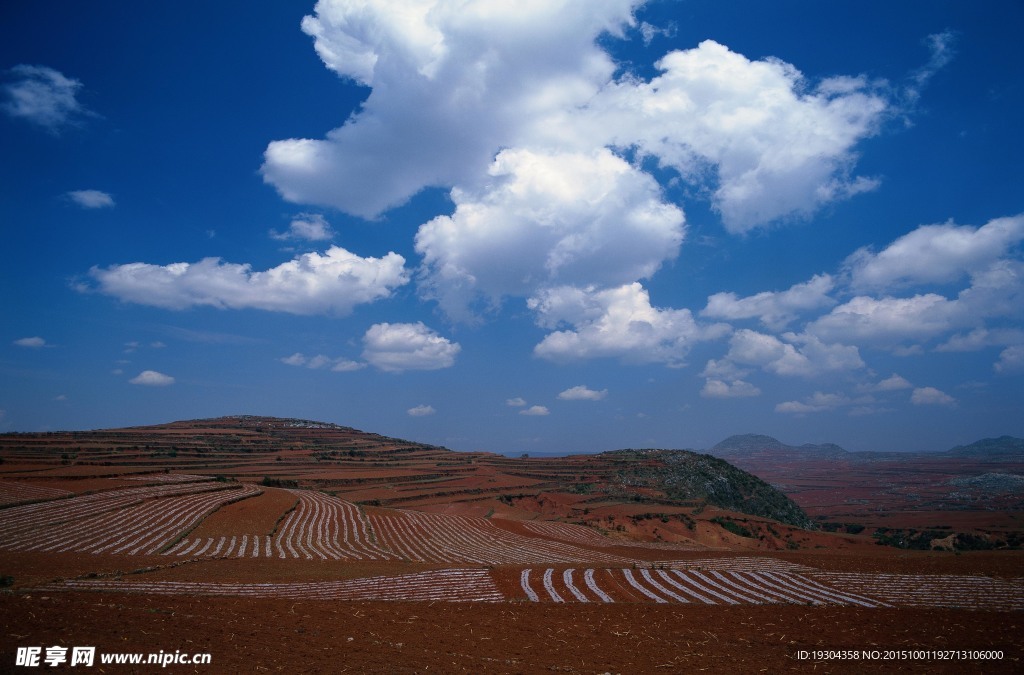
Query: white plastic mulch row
810 572 1024 611
0 483 259 555
654 556 816 573
368 510 637 565
0 480 73 507
0 481 232 542
40 568 503 602
520 567 889 607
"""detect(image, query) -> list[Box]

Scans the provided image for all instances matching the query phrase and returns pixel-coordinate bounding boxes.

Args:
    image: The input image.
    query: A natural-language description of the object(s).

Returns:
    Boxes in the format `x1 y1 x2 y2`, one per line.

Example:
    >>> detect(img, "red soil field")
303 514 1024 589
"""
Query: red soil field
0 416 1021 672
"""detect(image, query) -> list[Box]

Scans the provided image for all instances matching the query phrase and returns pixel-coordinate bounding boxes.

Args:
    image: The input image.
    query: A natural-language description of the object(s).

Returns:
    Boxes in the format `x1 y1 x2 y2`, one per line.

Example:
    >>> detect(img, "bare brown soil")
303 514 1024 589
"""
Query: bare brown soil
2 592 1020 674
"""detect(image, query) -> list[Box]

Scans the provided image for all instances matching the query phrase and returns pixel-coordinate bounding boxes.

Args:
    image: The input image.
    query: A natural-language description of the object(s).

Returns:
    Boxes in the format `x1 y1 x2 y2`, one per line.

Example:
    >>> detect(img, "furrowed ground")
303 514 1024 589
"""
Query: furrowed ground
0 416 1020 672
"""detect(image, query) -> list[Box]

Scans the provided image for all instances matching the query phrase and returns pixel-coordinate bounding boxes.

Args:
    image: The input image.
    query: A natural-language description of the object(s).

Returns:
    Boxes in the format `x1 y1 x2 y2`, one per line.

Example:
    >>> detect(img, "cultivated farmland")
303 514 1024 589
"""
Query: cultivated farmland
1 416 1020 673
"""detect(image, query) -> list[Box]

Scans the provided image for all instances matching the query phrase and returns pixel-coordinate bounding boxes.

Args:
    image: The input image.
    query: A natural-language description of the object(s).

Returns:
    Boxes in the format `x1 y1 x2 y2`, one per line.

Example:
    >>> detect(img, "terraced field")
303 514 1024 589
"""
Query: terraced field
1 416 1021 672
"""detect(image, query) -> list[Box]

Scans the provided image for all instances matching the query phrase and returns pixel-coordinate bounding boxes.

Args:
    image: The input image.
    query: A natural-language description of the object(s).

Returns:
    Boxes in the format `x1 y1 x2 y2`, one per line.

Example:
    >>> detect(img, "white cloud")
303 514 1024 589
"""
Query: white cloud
2 65 91 132
874 374 913 391
67 190 115 209
530 283 729 366
722 329 863 377
361 322 460 372
14 336 47 348
90 245 409 316
263 0 634 217
270 213 335 241
904 31 957 106
505 397 527 407
407 404 436 417
415 147 684 319
263 2 889 236
845 215 1024 291
936 327 1024 353
995 345 1024 373
807 294 957 345
519 405 550 416
280 352 365 372
810 255 1024 347
775 391 866 414
911 386 955 406
557 385 607 401
701 378 760 399
129 370 175 386
589 40 886 232
701 274 835 330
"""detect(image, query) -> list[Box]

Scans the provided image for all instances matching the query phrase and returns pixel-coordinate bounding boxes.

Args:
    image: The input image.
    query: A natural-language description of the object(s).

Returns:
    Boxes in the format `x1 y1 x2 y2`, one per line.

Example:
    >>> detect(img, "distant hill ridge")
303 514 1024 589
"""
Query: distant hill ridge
708 433 849 459
944 436 1024 458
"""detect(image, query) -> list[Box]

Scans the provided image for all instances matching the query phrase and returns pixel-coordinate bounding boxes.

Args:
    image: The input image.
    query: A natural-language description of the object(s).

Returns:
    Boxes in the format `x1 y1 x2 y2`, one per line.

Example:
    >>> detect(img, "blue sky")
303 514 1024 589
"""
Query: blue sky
2 0 1022 455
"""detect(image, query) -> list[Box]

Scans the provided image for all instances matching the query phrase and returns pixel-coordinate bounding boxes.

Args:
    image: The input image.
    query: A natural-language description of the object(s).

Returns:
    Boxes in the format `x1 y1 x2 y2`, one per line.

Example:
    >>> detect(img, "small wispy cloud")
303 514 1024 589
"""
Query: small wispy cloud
519 405 550 416
269 213 335 241
407 404 436 417
66 189 115 209
2 64 93 132
14 336 47 348
557 385 607 401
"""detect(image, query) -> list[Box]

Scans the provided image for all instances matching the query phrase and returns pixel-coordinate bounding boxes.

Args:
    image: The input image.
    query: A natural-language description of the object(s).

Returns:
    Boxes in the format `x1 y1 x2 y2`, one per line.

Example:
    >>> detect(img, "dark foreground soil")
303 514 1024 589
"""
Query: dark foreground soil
2 592 1019 674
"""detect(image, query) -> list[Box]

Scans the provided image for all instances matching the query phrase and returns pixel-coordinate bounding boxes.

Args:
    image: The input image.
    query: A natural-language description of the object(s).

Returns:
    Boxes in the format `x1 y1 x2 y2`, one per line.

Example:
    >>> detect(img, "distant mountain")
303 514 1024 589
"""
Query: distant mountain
944 436 1024 458
707 434 849 460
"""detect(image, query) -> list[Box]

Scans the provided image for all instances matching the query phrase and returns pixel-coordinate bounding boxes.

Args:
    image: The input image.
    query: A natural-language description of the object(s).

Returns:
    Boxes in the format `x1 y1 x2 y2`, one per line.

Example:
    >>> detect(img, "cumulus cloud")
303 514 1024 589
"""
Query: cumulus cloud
14 336 47 348
264 1 891 236
361 322 460 372
845 215 1024 291
66 190 115 209
530 282 729 366
129 370 175 386
263 0 634 217
807 294 957 345
810 258 1023 348
721 329 863 377
519 405 550 416
505 397 527 407
415 147 684 318
701 274 835 330
584 40 886 232
407 404 436 417
270 213 335 241
911 386 955 406
90 246 408 316
2 65 92 132
701 378 760 399
558 385 608 401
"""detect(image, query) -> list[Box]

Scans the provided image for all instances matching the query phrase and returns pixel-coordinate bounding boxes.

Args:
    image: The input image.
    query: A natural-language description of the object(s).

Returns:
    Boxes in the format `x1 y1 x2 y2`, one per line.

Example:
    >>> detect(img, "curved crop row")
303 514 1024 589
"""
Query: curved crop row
370 510 636 565
0 481 226 541
0 483 259 555
521 567 888 607
810 572 1024 611
0 480 72 507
